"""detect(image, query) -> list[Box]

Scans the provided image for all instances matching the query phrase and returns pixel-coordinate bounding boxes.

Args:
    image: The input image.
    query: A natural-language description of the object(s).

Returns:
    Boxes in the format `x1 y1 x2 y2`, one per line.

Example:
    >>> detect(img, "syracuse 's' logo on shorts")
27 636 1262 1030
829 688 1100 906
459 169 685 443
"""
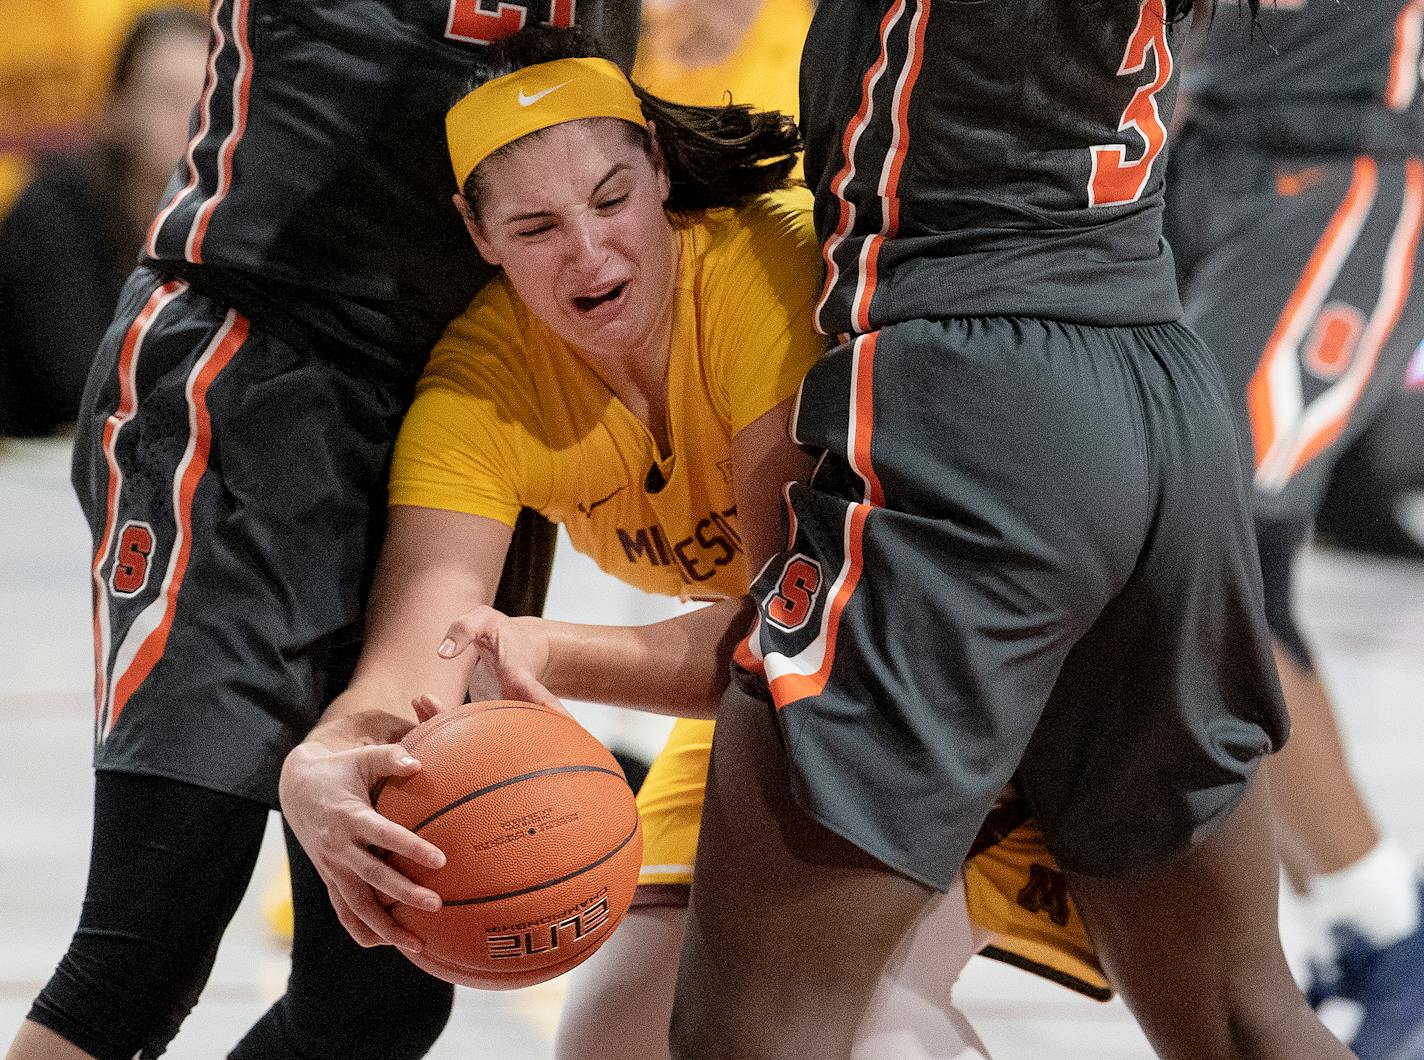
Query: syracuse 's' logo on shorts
764 553 823 633
108 520 156 598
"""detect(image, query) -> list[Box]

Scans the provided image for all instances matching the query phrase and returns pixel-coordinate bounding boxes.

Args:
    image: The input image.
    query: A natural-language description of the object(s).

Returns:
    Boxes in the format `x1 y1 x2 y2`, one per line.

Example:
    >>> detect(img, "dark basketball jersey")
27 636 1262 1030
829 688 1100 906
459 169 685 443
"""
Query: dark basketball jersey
143 0 637 366
801 0 1185 335
1185 0 1424 154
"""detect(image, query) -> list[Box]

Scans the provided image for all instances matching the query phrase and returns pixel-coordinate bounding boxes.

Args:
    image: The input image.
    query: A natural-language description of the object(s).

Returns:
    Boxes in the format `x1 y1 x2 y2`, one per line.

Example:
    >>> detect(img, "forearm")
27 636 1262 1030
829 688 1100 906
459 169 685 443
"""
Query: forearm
535 597 753 718
301 678 423 752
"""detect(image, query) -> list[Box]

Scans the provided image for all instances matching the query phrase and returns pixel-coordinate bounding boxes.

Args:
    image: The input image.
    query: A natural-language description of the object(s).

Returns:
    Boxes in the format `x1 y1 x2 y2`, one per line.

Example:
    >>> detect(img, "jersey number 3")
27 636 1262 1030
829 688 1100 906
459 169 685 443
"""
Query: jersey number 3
1088 0 1173 208
446 0 575 44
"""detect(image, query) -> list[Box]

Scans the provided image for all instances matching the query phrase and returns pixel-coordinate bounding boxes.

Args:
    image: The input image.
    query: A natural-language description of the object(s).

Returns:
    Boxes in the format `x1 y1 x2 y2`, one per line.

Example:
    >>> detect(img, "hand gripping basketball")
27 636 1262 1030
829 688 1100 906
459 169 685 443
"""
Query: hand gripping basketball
372 700 643 989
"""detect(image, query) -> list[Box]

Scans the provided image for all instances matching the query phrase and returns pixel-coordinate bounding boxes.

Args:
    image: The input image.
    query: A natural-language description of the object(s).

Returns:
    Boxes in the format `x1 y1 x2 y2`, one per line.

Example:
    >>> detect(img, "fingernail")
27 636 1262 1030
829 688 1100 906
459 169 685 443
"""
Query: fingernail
424 896 443 911
429 851 446 869
399 756 418 767
437 638 457 658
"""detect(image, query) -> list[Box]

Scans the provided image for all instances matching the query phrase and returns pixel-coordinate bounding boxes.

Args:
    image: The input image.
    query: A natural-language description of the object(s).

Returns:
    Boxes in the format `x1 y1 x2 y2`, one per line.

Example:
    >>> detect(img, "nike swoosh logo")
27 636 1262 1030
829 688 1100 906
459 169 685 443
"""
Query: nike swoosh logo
578 485 625 517
1276 165 1325 198
518 82 570 108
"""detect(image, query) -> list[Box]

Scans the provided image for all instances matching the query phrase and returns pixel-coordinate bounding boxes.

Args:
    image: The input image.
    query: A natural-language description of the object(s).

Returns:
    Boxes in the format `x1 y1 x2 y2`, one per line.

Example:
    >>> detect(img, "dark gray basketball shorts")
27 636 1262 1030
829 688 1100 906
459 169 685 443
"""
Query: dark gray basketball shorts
734 315 1289 884
72 265 553 807
1168 135 1424 529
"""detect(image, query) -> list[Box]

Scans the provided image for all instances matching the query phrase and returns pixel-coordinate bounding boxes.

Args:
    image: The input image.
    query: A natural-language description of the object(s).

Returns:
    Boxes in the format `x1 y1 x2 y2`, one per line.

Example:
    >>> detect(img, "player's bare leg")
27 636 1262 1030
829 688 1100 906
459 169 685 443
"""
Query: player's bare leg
671 688 988 1060
1268 645 1379 879
1067 775 1352 1060
851 876 992 1060
570 859 989 1057
557 907 686 1060
6 1021 94 1060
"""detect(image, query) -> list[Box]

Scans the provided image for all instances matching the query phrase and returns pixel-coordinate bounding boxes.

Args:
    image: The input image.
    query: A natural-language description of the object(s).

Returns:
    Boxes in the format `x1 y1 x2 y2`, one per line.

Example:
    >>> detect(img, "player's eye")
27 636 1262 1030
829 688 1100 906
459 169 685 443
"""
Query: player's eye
516 222 555 239
596 194 628 212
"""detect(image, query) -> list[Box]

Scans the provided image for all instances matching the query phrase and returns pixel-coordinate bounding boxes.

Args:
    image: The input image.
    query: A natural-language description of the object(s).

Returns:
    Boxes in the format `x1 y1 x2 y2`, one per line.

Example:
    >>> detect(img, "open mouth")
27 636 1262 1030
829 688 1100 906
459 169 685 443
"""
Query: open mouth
571 282 628 313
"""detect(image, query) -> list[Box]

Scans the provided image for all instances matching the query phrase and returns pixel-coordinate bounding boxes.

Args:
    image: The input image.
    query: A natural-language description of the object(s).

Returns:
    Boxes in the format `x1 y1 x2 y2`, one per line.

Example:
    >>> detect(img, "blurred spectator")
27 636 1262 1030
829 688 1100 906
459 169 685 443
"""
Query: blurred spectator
0 0 207 216
0 6 208 437
634 0 811 122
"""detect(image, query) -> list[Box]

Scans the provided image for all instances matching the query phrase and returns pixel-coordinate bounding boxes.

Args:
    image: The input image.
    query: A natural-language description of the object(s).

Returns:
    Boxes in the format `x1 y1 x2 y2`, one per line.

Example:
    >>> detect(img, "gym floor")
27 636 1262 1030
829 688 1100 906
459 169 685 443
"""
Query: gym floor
3 437 1420 1058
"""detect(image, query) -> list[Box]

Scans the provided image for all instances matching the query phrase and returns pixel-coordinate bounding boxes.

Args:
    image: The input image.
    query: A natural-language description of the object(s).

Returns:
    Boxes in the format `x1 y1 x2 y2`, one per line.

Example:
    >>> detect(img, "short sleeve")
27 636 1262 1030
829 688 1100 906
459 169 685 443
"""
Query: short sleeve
389 280 548 526
703 190 826 435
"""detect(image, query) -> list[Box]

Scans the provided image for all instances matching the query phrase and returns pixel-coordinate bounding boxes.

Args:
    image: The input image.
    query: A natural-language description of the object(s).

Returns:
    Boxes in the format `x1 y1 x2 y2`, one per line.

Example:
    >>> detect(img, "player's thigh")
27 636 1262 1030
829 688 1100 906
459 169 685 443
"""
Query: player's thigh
672 684 935 1060
1067 776 1349 1060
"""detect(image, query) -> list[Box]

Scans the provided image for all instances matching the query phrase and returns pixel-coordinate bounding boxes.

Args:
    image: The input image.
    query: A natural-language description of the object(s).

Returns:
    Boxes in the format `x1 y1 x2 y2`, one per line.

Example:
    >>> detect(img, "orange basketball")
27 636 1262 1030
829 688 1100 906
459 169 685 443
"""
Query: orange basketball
372 700 643 990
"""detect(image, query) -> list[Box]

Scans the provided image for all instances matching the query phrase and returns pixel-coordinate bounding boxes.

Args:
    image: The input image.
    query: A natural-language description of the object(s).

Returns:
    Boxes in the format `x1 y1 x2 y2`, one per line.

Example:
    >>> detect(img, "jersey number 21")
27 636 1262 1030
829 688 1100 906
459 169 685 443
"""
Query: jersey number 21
446 0 576 44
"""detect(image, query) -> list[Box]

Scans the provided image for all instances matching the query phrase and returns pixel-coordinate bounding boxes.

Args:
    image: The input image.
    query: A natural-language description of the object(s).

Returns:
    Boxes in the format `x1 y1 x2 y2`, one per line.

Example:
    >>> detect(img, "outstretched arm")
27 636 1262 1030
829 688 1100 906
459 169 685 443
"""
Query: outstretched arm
441 395 814 717
279 505 513 951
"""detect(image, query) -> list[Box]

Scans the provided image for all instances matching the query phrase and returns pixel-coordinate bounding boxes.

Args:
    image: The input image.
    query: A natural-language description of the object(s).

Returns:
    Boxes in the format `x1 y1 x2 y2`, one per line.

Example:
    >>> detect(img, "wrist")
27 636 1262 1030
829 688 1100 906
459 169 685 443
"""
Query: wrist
306 708 414 752
511 614 561 694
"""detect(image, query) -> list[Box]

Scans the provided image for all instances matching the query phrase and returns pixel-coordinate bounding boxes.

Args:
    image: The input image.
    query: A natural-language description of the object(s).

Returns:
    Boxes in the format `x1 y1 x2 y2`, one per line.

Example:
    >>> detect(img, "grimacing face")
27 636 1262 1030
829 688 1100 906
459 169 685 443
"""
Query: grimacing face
458 118 678 364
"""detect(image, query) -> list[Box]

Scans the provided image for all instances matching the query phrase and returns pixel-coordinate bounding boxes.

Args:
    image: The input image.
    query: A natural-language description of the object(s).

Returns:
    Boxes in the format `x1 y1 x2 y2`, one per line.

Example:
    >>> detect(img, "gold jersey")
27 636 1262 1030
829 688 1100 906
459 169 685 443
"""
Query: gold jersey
391 189 825 600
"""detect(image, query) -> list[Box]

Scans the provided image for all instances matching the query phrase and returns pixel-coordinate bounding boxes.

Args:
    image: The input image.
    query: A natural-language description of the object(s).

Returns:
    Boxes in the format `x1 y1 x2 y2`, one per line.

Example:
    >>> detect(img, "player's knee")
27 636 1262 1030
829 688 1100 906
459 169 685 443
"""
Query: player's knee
1254 518 1313 669
240 976 454 1060
28 949 202 1060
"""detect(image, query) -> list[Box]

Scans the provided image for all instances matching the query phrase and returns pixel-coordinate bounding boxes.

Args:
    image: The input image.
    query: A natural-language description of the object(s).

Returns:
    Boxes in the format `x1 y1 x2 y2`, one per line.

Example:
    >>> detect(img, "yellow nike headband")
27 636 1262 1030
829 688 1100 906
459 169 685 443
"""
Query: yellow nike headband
446 57 646 188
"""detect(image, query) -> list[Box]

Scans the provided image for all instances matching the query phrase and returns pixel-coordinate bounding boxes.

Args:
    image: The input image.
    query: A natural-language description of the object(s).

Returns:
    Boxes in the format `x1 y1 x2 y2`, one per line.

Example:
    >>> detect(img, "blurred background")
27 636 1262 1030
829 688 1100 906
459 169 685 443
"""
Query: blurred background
0 2 1422 1056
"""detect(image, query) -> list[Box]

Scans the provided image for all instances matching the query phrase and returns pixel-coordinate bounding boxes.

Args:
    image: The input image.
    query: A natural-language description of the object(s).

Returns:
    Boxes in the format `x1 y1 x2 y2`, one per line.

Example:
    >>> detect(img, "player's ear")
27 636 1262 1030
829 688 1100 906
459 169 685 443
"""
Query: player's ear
646 121 671 205
454 192 501 265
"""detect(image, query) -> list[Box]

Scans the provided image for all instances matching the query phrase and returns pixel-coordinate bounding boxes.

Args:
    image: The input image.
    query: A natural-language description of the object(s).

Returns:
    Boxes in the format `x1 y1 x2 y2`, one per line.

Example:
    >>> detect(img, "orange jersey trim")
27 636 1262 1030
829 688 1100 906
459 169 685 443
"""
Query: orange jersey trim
1283 158 1424 480
1247 156 1378 471
91 281 189 738
189 0 254 263
815 0 907 334
146 3 225 259
104 313 249 735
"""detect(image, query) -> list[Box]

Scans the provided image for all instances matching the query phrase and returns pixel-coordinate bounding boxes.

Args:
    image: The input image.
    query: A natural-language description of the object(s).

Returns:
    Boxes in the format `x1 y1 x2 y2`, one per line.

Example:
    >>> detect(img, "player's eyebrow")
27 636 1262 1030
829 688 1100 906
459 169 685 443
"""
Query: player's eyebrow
499 163 633 225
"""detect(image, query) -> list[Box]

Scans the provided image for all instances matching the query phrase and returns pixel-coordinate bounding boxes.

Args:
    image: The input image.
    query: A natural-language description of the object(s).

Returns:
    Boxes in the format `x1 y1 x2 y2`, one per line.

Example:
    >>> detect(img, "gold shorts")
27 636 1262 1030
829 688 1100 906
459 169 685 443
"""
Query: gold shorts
633 716 1109 1000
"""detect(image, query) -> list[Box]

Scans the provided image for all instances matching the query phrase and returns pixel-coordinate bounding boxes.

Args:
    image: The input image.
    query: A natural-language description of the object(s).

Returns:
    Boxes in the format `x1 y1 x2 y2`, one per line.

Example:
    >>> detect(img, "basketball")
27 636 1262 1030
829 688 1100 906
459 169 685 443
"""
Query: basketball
372 700 643 990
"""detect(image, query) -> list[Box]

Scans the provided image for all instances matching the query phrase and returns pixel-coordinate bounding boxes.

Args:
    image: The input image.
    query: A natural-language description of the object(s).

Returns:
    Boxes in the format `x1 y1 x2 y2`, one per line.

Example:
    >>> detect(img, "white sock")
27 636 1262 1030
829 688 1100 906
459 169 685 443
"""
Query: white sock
1308 840 1420 950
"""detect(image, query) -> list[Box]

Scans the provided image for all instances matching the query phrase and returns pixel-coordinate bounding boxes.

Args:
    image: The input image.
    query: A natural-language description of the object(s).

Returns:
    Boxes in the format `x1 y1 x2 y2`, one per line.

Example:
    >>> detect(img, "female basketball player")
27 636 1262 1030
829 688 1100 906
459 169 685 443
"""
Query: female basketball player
660 0 1355 1056
279 26 1107 1060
